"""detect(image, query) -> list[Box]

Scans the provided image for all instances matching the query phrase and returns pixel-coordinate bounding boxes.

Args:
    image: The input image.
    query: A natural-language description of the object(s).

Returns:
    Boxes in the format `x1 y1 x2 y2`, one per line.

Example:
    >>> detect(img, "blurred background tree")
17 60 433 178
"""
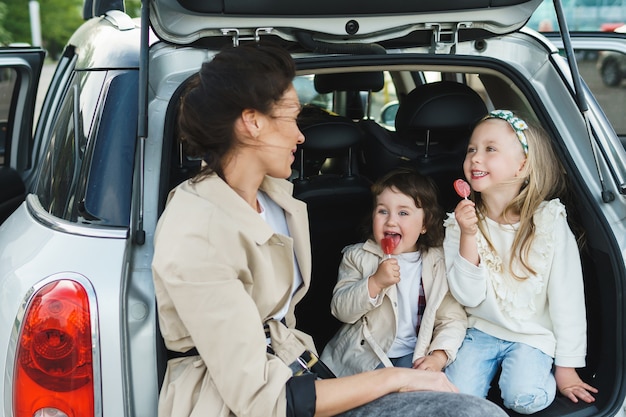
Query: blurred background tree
0 3 10 45
1 0 140 59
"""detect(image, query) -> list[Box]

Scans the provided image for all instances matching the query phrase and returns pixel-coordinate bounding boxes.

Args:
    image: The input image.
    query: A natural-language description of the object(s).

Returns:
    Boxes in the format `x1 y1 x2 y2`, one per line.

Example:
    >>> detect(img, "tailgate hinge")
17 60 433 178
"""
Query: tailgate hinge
221 27 274 47
426 22 472 54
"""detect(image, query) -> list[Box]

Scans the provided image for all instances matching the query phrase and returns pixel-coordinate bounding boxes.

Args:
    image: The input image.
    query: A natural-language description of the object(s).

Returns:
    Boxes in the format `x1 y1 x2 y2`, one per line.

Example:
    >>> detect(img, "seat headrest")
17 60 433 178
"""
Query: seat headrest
314 72 385 94
300 122 362 153
395 81 487 136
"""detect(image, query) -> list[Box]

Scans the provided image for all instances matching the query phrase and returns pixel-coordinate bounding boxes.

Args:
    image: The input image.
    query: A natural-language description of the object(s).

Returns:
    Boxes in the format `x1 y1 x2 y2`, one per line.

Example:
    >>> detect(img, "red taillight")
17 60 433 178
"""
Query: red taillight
13 280 95 417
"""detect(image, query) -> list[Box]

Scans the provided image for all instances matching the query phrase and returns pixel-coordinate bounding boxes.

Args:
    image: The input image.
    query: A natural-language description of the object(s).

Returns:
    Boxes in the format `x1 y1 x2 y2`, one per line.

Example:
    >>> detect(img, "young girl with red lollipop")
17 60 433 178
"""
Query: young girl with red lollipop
321 168 466 376
444 110 598 414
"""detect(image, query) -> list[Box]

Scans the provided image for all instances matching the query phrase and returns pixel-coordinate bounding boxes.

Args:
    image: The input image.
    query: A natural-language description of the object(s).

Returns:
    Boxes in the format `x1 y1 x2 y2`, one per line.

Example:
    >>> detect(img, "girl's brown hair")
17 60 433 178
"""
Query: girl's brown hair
370 168 444 251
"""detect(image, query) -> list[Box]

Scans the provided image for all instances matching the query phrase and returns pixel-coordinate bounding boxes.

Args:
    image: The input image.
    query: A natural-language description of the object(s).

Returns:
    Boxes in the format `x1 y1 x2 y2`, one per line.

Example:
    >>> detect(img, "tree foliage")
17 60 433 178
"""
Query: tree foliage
0 3 10 45
2 0 141 59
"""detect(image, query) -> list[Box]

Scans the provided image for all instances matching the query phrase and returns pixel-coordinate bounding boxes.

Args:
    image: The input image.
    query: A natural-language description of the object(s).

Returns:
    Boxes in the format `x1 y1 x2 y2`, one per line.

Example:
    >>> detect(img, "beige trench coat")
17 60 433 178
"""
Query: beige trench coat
152 174 315 417
320 240 467 377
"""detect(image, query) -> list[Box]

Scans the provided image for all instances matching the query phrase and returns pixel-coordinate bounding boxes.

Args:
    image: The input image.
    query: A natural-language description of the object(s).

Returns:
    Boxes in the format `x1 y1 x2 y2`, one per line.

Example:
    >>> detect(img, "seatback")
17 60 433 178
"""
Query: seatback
359 117 416 181
313 71 385 120
394 81 487 211
361 81 487 211
292 72 385 350
293 117 373 351
313 71 395 185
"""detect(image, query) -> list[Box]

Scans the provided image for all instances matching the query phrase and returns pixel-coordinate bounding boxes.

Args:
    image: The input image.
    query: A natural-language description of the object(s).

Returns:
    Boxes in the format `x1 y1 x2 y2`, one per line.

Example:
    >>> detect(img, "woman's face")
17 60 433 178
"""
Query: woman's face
256 85 305 179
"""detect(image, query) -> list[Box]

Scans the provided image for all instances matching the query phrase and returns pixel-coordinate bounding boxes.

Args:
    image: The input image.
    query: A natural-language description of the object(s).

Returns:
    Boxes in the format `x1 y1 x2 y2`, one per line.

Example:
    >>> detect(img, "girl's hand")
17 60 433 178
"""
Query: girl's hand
368 258 400 297
413 350 447 372
454 199 478 236
555 366 598 404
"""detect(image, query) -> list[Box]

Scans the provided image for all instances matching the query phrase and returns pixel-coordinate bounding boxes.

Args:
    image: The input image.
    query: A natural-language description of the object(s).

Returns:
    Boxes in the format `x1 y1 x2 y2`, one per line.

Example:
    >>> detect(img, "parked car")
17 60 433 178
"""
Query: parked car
2 1 626 416
597 24 626 86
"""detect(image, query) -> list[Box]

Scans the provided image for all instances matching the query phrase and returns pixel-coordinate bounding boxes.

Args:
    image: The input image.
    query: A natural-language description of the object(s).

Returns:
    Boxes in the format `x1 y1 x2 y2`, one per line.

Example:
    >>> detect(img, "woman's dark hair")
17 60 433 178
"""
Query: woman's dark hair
369 168 444 251
177 42 296 179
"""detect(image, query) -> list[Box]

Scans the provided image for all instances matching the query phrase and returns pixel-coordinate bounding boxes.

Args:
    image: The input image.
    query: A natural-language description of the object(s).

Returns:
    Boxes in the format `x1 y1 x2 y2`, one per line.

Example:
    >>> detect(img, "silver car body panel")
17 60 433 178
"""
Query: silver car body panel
149 0 543 45
26 194 129 239
0 203 129 417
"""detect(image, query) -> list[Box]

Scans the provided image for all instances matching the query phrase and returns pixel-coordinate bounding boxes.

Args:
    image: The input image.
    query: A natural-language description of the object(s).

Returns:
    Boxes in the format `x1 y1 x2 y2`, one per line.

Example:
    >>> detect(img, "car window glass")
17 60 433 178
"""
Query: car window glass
294 74 331 110
371 71 397 122
567 49 626 138
528 0 626 32
36 82 80 220
35 69 110 222
0 68 17 166
294 71 400 121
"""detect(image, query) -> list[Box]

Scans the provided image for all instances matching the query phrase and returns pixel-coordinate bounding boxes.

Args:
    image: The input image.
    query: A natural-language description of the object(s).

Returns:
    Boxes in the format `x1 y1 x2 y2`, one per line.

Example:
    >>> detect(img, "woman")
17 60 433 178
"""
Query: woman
152 42 507 417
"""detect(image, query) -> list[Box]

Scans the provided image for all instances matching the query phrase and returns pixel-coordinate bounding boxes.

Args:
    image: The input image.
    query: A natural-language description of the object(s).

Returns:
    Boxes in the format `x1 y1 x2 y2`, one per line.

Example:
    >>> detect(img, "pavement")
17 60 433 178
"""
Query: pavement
35 61 56 116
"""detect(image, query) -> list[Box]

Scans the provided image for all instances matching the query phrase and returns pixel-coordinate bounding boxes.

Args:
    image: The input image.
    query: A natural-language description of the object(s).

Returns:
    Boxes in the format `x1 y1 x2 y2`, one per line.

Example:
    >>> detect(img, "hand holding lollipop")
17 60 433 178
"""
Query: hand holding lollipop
454 179 471 200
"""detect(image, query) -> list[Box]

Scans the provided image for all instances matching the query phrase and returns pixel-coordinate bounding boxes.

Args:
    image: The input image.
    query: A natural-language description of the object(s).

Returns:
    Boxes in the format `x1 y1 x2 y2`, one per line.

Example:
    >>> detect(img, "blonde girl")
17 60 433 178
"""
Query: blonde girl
443 110 598 414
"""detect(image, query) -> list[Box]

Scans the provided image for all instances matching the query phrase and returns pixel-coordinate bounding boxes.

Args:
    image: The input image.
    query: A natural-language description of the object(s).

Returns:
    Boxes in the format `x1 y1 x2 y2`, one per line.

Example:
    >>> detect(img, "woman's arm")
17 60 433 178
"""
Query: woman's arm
314 367 458 417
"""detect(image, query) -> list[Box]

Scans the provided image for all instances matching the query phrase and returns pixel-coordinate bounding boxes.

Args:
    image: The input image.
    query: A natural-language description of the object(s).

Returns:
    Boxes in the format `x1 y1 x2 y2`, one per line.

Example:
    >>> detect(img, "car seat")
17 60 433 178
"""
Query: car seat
362 80 487 212
293 115 373 351
313 71 385 121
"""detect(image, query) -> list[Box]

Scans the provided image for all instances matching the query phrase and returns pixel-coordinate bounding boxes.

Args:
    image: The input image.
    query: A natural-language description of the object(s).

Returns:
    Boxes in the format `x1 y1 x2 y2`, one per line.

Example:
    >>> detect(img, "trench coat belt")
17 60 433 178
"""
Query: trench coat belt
264 323 336 379
166 324 336 379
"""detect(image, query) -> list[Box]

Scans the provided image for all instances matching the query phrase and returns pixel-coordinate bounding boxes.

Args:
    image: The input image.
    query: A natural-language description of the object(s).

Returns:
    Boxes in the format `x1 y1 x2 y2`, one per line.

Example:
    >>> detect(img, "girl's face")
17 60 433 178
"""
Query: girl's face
463 119 527 198
373 187 426 255
256 85 305 179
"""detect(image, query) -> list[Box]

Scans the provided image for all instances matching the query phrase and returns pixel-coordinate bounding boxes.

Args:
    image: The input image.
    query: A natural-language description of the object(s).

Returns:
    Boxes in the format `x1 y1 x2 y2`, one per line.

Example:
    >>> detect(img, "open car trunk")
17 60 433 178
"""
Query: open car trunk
144 1 626 416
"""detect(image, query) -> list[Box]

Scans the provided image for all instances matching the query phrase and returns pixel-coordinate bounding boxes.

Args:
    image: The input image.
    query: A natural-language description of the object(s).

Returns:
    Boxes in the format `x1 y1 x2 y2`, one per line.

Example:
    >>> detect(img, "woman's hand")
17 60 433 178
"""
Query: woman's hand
396 368 459 393
314 367 458 417
555 366 598 404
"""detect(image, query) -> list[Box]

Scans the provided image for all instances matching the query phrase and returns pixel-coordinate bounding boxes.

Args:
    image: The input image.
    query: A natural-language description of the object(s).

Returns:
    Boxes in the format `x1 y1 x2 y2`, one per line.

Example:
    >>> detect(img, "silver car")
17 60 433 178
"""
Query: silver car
597 25 626 87
2 1 626 416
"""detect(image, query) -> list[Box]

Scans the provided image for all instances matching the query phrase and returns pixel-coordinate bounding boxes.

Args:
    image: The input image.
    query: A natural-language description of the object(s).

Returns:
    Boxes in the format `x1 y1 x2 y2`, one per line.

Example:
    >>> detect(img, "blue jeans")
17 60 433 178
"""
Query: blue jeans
375 352 414 369
445 328 556 414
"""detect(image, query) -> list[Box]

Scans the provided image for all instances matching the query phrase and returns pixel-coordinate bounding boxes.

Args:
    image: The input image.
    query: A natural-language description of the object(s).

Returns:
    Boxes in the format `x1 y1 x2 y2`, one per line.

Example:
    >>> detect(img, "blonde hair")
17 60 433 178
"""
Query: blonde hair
474 116 567 279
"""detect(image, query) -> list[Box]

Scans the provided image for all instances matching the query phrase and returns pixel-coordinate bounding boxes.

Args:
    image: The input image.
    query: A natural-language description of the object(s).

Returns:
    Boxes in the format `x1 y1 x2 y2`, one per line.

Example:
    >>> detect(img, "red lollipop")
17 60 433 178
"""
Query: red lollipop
381 236 397 259
453 179 471 200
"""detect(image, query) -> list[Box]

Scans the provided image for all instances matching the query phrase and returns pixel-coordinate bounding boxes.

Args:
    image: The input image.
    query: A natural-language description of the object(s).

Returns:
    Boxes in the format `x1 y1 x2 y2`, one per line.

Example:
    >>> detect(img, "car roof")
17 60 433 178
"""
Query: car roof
69 11 142 70
149 0 543 45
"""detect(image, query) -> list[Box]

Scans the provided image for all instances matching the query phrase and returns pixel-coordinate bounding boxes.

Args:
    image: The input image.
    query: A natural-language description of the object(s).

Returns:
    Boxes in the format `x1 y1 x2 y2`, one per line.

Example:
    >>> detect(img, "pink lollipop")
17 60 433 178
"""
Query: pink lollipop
453 179 471 200
381 236 397 259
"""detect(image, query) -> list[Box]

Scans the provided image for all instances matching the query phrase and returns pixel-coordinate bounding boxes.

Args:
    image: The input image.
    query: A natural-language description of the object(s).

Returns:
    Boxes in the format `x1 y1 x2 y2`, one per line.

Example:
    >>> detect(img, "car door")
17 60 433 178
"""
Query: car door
0 47 45 224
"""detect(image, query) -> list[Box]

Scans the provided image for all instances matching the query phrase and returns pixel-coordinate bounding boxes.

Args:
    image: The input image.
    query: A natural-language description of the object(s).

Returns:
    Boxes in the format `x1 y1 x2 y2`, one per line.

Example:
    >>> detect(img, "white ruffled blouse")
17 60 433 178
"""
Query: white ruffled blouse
443 199 587 368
